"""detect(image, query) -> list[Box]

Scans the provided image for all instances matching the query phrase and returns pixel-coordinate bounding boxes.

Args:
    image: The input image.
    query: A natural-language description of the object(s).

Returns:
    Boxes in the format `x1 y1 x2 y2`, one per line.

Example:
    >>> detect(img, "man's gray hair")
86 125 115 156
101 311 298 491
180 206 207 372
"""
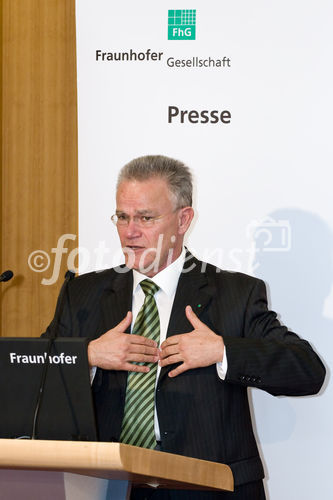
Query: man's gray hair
117 155 193 208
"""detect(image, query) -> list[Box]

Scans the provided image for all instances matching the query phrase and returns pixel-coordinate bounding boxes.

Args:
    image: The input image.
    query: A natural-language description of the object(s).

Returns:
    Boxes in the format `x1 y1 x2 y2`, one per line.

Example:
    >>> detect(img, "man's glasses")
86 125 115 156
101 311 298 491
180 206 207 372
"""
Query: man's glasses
111 210 178 228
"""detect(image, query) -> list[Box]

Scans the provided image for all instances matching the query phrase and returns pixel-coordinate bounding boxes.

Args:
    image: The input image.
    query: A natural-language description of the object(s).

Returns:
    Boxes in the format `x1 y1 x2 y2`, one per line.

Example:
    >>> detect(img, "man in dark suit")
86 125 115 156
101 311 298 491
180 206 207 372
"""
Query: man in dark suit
46 155 325 499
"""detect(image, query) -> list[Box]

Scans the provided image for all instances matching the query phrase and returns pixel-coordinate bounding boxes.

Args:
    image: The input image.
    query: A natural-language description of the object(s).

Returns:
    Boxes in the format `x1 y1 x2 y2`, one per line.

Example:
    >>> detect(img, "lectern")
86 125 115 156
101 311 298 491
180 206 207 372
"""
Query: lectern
0 439 234 499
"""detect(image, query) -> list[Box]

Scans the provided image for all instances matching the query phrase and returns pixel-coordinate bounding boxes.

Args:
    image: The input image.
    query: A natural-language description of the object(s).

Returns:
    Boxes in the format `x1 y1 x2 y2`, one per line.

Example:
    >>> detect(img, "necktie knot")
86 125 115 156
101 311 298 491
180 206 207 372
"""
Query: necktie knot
140 279 159 297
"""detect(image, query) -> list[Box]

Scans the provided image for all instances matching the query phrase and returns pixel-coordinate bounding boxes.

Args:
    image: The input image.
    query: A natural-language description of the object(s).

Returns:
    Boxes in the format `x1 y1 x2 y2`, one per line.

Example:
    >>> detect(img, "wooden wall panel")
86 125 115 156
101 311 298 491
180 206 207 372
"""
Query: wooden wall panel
1 0 78 337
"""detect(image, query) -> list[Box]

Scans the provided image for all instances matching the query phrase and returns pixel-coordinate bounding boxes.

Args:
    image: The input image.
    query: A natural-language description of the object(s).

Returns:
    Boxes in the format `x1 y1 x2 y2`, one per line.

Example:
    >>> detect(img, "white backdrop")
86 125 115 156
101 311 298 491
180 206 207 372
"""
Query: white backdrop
76 1 333 498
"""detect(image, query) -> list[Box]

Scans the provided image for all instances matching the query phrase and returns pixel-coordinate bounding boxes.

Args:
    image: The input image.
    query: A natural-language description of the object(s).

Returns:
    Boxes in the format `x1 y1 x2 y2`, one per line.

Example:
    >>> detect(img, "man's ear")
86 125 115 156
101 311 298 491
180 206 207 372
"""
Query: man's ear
178 207 194 235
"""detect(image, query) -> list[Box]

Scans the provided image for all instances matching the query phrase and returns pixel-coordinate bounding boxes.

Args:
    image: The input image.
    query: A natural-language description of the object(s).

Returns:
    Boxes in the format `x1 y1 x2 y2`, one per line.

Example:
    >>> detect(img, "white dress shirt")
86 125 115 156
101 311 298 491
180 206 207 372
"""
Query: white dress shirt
132 248 227 441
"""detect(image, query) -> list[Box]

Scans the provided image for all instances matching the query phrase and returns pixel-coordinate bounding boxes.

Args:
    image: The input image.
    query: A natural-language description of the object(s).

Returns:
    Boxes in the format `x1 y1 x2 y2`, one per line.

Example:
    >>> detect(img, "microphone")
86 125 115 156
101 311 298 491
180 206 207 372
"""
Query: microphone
0 270 14 282
31 270 75 439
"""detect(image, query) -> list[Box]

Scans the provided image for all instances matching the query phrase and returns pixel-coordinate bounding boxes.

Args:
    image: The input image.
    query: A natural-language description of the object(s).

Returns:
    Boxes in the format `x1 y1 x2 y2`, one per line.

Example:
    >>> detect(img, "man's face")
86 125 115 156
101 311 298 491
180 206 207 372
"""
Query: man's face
116 178 193 276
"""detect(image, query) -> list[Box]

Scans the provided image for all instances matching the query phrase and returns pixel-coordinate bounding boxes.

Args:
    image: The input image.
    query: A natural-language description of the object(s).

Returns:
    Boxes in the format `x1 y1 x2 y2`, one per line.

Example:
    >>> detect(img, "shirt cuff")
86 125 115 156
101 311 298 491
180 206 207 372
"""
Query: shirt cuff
216 346 227 380
90 366 97 384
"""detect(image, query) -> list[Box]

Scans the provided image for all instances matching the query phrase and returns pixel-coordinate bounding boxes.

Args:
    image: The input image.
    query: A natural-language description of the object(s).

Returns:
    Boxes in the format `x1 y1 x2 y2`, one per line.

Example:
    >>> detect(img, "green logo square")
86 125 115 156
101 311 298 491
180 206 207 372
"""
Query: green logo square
168 9 196 40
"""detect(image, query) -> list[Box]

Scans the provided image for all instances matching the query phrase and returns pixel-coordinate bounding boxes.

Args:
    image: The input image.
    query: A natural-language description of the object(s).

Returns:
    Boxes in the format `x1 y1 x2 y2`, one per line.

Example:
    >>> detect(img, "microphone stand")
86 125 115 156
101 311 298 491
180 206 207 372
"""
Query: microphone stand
31 270 75 440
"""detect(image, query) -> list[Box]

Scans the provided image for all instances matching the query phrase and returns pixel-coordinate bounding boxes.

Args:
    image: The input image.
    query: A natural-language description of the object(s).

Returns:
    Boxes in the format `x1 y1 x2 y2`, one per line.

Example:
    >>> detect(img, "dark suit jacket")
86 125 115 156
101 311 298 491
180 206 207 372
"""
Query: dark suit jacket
45 253 325 487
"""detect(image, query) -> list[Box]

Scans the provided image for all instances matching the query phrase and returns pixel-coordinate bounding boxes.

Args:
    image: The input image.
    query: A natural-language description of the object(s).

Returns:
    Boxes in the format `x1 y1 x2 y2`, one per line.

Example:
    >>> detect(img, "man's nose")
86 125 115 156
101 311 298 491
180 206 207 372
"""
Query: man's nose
125 218 142 237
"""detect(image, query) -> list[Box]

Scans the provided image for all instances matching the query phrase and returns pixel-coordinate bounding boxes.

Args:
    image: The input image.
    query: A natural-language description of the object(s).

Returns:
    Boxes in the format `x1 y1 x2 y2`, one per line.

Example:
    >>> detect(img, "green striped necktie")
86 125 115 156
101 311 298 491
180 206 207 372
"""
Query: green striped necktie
120 279 160 449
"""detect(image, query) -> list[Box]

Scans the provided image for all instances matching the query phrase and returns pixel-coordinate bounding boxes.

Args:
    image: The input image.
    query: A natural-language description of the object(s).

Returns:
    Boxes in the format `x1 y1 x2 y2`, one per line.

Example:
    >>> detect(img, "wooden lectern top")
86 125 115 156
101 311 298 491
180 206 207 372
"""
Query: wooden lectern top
0 439 234 492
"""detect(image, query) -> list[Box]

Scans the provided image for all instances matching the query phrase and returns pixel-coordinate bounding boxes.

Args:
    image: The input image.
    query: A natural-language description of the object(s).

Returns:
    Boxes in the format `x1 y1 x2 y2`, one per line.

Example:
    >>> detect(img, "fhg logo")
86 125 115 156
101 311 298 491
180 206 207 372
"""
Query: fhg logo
168 10 196 40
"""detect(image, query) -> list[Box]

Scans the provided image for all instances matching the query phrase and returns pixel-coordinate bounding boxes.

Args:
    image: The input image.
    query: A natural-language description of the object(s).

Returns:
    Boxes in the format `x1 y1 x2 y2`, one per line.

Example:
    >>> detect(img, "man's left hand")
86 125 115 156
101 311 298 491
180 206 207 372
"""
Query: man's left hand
159 305 224 377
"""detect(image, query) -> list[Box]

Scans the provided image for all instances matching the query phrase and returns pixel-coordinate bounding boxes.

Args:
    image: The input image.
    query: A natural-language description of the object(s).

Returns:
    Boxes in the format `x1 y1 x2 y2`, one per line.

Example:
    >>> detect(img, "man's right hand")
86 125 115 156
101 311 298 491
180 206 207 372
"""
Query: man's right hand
87 311 159 372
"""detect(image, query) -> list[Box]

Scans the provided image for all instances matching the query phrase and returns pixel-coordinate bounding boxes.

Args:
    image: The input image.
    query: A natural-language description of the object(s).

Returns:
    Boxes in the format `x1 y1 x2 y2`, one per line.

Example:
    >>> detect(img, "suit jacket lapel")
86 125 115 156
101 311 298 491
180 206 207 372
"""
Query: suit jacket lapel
159 252 215 381
99 268 133 389
100 268 133 333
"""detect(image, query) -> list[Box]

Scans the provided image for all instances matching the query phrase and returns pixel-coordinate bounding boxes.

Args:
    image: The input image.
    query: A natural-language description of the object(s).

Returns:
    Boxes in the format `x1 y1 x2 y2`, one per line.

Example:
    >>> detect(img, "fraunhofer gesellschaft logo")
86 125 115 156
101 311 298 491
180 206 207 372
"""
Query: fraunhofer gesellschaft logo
168 10 196 40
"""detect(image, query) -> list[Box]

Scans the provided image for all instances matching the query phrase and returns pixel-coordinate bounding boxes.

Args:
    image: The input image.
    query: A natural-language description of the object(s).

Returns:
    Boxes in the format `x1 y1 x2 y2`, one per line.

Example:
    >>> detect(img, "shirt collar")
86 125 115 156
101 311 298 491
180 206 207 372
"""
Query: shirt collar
132 248 186 297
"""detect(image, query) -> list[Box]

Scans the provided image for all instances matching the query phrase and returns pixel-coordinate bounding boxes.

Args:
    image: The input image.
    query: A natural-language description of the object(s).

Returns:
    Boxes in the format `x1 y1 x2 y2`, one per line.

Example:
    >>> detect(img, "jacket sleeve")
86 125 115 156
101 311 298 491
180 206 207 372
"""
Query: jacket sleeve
223 278 326 396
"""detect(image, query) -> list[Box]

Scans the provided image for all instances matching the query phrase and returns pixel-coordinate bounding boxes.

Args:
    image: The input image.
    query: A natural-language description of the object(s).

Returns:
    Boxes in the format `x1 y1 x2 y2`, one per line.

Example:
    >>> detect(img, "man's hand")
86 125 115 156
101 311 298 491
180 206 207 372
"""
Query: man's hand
159 305 224 378
88 311 159 372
